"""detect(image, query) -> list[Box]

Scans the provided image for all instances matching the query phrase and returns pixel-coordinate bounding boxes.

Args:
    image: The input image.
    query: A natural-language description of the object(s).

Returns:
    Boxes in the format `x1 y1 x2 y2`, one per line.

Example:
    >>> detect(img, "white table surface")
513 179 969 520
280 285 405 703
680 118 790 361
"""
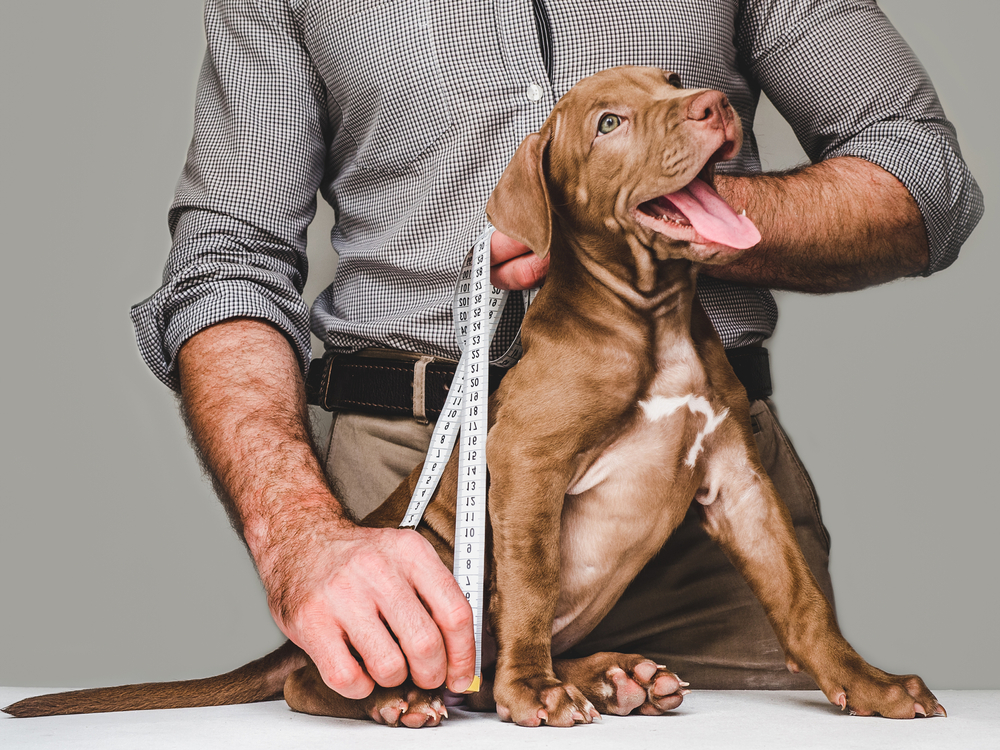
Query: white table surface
2 688 997 749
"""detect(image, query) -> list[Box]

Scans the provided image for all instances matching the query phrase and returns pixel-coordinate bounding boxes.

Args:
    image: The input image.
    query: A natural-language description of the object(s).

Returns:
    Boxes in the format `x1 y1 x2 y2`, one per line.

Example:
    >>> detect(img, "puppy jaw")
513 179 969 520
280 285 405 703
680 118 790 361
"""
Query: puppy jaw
625 93 758 263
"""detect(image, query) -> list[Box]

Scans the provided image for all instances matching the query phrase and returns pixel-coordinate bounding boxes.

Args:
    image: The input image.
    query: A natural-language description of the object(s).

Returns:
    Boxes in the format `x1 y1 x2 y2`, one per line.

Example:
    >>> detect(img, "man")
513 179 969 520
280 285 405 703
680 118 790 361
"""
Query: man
132 0 982 702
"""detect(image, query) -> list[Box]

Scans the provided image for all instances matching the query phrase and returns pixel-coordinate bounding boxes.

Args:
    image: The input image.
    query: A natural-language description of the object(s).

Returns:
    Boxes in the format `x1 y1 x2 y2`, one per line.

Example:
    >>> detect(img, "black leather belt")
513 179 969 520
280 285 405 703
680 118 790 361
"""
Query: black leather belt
306 345 772 419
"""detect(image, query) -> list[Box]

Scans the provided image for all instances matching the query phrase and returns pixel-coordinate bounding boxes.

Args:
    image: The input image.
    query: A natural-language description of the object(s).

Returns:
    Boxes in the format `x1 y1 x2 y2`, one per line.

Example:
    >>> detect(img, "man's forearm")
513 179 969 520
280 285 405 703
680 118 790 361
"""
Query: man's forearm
177 318 348 581
709 157 929 293
175 319 477 697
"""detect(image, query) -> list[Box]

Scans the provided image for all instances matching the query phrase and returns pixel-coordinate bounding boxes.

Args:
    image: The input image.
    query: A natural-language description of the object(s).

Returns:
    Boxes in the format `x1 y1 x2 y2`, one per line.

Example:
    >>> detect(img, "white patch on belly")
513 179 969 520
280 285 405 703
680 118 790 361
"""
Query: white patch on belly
640 394 729 467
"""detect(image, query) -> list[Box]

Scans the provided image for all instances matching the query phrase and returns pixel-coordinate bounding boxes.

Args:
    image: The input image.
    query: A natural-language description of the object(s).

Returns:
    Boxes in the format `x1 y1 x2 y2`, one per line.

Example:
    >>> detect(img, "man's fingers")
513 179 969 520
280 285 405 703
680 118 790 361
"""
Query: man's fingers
428 584 477 693
490 231 548 290
305 628 376 700
302 604 415 697
344 613 412 688
405 533 477 693
381 592 449 690
491 254 550 290
490 231 531 264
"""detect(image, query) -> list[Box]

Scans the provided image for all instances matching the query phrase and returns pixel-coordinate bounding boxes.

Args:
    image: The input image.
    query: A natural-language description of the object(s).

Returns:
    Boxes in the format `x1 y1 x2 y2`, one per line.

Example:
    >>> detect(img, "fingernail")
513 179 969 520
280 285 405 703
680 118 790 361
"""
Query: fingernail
452 676 473 693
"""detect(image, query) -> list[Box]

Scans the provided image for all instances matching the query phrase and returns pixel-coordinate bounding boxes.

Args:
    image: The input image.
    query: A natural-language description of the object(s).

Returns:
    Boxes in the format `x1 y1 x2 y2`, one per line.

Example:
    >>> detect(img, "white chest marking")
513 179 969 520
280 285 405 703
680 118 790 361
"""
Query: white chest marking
639 394 729 467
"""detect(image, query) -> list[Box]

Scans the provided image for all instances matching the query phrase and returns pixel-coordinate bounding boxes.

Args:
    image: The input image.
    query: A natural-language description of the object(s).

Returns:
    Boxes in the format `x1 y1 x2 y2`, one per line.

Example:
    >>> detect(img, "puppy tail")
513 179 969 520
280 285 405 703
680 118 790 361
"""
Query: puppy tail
2 640 308 718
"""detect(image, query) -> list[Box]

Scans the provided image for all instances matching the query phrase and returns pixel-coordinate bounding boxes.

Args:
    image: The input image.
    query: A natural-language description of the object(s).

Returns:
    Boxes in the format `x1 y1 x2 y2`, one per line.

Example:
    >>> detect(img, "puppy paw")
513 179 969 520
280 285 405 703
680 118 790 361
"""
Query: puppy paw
819 659 944 719
494 676 600 727
555 652 687 715
369 687 449 728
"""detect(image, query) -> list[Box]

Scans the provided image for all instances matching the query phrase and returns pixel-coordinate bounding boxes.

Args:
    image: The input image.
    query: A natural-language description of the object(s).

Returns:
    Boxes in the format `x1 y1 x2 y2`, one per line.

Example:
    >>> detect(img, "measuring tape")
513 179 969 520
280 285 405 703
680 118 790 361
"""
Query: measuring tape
399 225 534 692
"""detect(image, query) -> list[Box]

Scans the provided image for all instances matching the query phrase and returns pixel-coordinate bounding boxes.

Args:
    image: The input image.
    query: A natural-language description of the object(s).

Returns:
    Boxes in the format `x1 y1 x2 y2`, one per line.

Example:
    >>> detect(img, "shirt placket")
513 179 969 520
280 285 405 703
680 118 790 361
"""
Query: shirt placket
495 0 555 138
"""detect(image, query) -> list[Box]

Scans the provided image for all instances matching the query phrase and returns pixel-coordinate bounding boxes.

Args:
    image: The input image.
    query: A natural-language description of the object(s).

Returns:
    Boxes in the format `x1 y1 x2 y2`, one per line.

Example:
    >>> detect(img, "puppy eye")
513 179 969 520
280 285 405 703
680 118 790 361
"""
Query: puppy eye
598 114 621 135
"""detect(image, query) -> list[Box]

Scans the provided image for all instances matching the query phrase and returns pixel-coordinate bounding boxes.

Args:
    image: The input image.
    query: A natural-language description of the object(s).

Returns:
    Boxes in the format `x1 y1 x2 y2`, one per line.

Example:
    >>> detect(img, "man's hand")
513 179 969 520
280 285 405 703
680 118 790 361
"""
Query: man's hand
490 231 548 290
177 319 476 699
259 515 476 699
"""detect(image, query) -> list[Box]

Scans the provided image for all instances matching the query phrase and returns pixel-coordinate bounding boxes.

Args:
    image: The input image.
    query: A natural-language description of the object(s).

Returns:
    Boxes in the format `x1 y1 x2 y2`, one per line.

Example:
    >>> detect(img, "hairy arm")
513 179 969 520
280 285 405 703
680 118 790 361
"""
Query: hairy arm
177 318 476 698
707 157 929 293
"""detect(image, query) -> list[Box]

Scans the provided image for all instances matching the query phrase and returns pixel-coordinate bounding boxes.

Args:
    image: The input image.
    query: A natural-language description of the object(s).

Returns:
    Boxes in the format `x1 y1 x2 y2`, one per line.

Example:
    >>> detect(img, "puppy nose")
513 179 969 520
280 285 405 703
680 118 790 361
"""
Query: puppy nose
686 90 731 125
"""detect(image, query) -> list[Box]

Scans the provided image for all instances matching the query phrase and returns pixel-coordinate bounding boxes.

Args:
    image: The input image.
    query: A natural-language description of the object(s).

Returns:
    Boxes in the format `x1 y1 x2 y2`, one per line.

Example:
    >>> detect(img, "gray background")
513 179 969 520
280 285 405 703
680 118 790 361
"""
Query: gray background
0 0 995 690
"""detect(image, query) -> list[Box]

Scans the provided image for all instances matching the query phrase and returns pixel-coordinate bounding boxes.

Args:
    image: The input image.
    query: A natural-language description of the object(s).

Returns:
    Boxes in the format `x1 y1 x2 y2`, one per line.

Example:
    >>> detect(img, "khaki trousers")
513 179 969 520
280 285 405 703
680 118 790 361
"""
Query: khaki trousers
322 399 834 689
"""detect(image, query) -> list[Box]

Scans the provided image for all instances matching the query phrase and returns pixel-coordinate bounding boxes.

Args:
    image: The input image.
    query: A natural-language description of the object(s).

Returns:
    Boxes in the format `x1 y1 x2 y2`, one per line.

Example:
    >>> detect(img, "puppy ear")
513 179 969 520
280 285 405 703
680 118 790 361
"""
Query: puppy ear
486 131 552 259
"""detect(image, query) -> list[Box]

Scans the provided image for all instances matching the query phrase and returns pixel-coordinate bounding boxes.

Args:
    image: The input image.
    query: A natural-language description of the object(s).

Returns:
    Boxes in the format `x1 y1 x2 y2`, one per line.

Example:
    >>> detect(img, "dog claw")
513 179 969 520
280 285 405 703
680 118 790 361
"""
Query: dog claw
935 705 947 718
836 693 848 711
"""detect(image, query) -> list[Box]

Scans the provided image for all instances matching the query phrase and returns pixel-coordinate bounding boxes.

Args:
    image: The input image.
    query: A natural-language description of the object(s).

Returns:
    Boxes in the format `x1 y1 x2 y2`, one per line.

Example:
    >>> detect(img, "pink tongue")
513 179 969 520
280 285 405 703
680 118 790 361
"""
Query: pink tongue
665 178 761 249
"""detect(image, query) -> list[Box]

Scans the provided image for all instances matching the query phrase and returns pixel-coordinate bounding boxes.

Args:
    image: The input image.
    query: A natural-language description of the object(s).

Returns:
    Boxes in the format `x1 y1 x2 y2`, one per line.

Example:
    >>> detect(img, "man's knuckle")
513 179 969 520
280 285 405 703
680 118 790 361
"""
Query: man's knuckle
445 600 474 630
322 658 363 692
399 527 431 550
369 652 408 685
408 631 443 661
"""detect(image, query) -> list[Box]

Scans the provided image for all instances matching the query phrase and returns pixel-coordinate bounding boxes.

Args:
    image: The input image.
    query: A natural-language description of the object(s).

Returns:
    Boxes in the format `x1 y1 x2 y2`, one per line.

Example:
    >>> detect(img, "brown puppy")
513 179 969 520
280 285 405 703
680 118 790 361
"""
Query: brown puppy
5 67 943 726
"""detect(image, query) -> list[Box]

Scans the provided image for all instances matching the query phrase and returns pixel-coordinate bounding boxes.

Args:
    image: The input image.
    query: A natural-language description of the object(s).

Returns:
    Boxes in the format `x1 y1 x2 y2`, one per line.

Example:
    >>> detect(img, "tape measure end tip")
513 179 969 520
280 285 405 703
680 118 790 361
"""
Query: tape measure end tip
463 675 482 694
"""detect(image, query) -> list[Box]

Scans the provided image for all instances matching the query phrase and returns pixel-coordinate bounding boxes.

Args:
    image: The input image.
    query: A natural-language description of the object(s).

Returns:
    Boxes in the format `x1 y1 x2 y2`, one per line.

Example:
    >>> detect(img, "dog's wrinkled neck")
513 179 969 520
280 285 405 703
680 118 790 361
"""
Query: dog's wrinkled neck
554 229 699 319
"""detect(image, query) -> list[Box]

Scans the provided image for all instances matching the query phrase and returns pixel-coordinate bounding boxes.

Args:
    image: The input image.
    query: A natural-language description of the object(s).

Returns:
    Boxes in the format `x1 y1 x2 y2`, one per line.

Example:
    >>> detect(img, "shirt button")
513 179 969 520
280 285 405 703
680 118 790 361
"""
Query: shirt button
526 83 544 102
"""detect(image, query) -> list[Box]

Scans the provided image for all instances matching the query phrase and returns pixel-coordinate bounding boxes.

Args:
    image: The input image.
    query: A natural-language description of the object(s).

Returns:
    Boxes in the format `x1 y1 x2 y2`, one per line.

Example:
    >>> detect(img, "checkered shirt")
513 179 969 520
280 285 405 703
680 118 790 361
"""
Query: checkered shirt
131 0 984 390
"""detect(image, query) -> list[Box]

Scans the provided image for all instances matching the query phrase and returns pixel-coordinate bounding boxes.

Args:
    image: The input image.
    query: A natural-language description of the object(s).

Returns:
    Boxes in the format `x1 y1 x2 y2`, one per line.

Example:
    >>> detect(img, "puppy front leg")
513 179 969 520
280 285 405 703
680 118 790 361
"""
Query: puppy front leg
486 445 599 727
700 452 944 718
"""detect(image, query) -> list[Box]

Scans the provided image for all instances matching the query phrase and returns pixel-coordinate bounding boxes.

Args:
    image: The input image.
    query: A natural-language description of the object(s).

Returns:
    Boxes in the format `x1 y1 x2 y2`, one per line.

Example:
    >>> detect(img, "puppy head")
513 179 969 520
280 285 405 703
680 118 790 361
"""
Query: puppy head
488 67 759 265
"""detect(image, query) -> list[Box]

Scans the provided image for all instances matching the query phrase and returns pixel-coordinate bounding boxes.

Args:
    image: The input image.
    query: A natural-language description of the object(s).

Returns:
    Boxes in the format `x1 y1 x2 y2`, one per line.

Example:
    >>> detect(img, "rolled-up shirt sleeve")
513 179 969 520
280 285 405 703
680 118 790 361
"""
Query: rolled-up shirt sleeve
738 0 984 275
131 0 330 391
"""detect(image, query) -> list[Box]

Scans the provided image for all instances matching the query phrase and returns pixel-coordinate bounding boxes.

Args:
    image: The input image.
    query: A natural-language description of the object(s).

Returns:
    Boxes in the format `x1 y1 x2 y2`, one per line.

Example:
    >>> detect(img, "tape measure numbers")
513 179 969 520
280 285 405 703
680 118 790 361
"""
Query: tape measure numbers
400 226 534 692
